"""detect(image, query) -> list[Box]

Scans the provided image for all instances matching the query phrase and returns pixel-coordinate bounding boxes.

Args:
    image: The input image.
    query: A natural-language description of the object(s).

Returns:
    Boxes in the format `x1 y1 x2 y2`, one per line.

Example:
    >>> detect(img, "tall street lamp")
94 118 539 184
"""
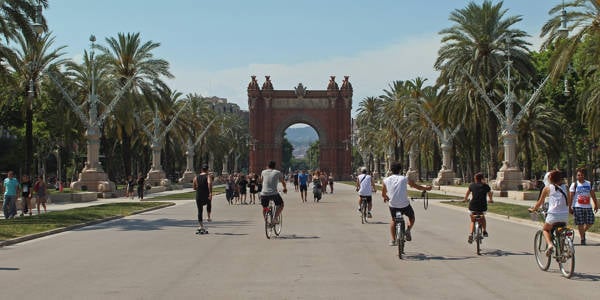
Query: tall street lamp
25 1 45 176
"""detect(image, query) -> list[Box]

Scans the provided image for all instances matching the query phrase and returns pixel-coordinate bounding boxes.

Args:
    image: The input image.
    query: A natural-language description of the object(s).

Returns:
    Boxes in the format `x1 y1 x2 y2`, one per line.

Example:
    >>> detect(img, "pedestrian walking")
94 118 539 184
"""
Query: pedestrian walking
20 174 33 216
126 175 135 199
33 175 47 214
569 168 598 245
137 174 145 200
2 171 20 219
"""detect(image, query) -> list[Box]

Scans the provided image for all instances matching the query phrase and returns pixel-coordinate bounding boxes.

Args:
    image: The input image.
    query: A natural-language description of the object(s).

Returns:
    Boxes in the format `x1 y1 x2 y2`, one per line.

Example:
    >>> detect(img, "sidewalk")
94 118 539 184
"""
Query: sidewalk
1 187 196 218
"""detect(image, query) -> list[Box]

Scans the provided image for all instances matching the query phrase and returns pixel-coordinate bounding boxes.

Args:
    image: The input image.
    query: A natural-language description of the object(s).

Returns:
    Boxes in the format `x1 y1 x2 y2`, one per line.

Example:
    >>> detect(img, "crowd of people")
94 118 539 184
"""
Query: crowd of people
1 171 49 218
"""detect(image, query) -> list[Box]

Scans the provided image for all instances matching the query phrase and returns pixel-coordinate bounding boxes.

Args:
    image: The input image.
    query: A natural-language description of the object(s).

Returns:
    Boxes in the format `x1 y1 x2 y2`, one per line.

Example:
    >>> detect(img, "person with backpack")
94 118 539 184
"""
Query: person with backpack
569 168 598 245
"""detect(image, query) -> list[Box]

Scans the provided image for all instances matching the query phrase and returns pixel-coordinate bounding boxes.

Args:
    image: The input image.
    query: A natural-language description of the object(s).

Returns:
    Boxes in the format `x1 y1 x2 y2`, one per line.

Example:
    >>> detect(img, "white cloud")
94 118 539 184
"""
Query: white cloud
166 33 442 115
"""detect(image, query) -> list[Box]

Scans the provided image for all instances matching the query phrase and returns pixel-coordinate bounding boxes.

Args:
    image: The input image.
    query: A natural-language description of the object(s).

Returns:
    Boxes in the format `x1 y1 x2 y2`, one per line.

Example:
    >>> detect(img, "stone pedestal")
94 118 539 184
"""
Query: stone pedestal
70 170 116 193
178 171 196 185
146 169 169 187
406 170 418 182
433 169 456 186
492 168 523 191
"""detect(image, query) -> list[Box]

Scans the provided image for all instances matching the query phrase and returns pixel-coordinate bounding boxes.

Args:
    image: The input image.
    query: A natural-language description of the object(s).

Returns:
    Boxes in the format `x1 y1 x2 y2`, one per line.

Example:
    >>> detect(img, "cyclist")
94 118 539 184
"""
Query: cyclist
463 172 493 243
356 167 376 218
529 170 571 256
568 168 598 245
382 162 431 246
260 160 287 223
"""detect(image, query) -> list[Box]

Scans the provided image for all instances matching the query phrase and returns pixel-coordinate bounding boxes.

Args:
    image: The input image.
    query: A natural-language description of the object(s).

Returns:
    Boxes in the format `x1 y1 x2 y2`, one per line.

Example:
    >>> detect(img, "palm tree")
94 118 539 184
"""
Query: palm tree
0 0 47 79
540 0 600 80
96 32 173 177
355 96 383 171
6 31 67 175
435 0 535 178
542 1 600 138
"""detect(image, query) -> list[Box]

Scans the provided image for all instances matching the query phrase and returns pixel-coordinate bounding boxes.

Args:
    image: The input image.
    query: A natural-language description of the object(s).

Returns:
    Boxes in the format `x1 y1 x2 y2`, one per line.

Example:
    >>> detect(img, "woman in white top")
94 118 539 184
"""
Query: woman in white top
529 170 572 254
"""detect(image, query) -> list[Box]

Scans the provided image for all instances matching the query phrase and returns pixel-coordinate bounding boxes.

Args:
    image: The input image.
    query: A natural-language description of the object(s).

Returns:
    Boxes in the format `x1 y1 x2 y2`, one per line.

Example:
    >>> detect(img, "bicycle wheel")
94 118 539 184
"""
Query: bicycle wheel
274 211 283 236
475 222 482 255
423 193 429 210
558 235 575 278
361 200 368 224
397 221 405 259
533 230 551 271
265 210 273 239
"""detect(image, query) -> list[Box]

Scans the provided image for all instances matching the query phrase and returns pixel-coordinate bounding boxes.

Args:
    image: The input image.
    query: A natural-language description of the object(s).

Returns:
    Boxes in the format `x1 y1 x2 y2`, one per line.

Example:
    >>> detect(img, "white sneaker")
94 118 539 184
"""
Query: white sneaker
389 240 397 246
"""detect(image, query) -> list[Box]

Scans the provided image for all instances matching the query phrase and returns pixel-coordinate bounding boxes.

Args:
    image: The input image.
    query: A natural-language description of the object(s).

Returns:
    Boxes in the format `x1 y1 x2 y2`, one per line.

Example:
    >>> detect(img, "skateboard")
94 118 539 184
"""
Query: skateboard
196 228 209 235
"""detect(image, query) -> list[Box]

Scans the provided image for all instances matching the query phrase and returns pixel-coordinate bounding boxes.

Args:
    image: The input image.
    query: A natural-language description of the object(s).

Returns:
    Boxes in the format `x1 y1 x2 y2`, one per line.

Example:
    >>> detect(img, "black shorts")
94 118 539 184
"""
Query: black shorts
300 184 307 192
261 194 284 207
359 195 372 204
389 205 415 220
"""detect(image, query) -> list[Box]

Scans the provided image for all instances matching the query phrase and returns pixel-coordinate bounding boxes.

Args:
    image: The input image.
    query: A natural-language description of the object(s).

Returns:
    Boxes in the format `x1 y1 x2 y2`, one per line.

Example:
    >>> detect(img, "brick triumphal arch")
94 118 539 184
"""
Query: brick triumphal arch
247 75 353 180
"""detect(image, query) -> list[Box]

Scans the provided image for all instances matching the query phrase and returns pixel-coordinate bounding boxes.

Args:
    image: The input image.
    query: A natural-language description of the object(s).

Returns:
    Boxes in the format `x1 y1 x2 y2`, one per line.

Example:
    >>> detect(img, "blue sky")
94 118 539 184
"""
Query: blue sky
44 1 558 115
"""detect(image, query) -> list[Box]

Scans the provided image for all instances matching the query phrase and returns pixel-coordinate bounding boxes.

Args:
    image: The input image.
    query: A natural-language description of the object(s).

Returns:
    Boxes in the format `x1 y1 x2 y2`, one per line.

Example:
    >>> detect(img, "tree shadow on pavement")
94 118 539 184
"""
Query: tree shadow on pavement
275 234 320 240
402 253 472 261
76 218 253 232
481 249 533 256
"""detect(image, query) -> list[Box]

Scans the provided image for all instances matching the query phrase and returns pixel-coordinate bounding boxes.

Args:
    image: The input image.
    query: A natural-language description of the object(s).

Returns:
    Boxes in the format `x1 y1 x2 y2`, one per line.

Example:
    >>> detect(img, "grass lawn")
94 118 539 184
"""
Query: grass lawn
442 200 600 234
0 202 172 241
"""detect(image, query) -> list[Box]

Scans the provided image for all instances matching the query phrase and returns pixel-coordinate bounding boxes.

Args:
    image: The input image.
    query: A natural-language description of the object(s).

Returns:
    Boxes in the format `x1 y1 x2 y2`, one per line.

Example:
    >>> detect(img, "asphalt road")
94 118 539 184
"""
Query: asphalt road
1 183 599 299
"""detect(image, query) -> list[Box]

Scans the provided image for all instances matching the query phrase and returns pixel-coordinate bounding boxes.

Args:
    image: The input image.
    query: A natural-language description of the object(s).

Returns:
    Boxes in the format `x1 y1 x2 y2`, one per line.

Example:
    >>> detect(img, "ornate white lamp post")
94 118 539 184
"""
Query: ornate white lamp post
49 35 135 195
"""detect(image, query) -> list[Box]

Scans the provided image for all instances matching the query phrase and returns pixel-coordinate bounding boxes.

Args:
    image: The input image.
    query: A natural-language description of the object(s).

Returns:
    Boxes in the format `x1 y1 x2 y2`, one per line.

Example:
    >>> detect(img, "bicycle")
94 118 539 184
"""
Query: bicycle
410 190 429 210
471 213 484 255
359 196 369 224
394 210 407 259
530 208 575 278
264 199 282 239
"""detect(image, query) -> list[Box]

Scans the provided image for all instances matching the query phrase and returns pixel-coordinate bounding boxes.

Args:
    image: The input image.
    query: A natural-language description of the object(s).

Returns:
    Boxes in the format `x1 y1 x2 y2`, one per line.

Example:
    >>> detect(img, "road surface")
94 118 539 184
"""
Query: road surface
1 183 599 299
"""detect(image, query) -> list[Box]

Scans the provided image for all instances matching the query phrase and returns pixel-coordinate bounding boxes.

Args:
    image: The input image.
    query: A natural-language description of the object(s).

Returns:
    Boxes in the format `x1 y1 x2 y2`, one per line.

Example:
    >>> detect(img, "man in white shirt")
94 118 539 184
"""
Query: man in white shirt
382 162 431 246
569 168 598 245
356 167 376 218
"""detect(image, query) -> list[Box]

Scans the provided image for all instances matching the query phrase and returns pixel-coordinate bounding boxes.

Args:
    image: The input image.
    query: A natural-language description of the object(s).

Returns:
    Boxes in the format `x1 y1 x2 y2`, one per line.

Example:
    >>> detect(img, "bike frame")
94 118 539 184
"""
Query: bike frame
394 211 406 259
360 196 368 224
473 213 484 255
531 209 576 278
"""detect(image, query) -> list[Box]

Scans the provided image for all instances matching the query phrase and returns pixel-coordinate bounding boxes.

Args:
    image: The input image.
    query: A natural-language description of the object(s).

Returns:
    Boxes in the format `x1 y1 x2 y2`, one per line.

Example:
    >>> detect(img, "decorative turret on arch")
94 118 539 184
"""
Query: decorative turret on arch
247 75 353 180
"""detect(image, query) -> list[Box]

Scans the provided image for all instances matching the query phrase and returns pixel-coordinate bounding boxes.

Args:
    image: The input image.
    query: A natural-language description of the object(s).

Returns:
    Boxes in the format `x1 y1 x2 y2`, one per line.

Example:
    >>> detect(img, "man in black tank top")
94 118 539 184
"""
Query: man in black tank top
193 164 213 234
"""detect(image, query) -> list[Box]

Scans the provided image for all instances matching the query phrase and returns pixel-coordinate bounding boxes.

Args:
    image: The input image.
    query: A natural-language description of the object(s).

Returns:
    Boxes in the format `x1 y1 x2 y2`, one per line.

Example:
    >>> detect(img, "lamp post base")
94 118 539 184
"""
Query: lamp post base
433 169 456 186
178 171 196 186
70 170 116 196
492 169 523 191
146 169 170 187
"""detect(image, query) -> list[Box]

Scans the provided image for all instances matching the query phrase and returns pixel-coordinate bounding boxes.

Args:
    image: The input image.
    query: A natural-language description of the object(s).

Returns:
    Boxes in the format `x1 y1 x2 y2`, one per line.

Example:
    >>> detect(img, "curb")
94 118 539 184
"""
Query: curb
435 201 600 242
0 202 175 247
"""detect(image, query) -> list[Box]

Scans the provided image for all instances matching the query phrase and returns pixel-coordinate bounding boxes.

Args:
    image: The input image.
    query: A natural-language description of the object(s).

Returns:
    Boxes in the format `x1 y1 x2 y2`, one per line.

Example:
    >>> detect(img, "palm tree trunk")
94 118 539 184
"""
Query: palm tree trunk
487 112 498 179
26 106 33 176
475 123 482 174
121 126 132 177
523 139 532 180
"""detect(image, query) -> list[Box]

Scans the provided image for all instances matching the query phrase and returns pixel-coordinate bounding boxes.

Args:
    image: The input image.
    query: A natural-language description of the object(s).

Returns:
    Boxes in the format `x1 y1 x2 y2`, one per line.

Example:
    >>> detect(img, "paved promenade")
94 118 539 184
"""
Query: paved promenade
1 183 599 299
